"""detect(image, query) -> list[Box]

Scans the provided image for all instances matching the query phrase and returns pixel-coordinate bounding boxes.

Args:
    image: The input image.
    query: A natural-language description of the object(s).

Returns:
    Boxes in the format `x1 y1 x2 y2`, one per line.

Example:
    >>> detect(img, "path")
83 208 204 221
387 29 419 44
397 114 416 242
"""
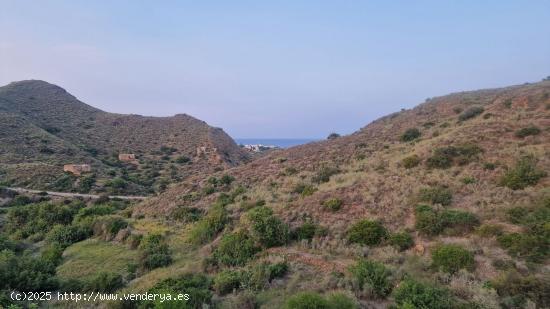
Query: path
6 187 148 200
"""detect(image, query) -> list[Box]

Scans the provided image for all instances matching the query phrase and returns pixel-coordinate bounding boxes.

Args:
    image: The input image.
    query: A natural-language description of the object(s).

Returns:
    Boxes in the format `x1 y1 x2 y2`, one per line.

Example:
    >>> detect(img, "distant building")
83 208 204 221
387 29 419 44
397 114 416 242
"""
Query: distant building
241 144 278 152
63 164 91 176
118 153 138 164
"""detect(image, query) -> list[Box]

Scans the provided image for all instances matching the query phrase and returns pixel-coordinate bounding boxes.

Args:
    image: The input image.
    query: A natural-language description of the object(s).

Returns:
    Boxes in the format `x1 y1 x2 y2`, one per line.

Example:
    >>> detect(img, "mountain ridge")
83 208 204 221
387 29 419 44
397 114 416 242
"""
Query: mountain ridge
0 80 249 194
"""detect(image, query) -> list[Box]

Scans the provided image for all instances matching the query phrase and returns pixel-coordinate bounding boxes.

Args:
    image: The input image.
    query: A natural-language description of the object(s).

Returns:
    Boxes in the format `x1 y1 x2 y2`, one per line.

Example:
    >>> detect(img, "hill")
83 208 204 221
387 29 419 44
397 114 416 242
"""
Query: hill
1 80 548 308
0 80 249 195
131 80 550 307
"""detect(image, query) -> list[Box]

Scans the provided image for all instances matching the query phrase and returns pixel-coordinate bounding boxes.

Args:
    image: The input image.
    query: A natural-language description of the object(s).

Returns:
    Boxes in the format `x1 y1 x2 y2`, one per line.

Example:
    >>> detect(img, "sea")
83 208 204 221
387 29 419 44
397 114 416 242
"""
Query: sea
235 138 318 148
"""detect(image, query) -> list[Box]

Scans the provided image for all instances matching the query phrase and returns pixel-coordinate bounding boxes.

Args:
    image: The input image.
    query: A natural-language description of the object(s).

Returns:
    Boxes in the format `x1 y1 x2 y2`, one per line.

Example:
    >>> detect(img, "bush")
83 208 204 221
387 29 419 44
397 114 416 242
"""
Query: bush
146 273 212 309
326 293 358 309
401 128 421 142
515 126 541 138
491 270 549 308
247 207 289 248
322 198 343 211
458 106 484 121
440 209 480 234
6 195 32 207
188 203 228 245
46 224 91 249
293 221 322 240
220 174 235 186
0 250 58 291
86 272 124 293
497 233 547 262
415 205 479 236
327 133 340 140
426 144 482 169
175 155 191 164
347 220 388 246
313 166 340 183
172 207 203 223
475 223 503 237
431 244 474 273
349 259 392 298
213 270 243 295
389 232 414 251
213 231 259 267
393 279 454 309
402 155 421 169
293 183 317 197
245 261 287 290
139 234 172 270
418 186 453 206
499 155 546 190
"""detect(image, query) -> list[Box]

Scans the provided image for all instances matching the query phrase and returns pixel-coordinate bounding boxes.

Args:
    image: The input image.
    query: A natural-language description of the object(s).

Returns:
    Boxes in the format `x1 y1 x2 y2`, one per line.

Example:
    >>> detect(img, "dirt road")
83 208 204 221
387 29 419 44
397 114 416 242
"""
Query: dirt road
6 187 148 200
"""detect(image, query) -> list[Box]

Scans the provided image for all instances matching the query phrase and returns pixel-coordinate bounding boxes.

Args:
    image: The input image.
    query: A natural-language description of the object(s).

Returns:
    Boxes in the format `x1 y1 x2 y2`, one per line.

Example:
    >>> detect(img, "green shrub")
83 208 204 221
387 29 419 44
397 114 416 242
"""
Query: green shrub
515 126 541 138
401 128 421 142
172 207 203 223
312 166 340 183
41 244 64 266
75 205 115 221
499 155 546 190
402 155 421 169
46 224 91 249
293 221 321 240
475 223 503 237
293 183 317 197
415 205 478 236
431 244 474 273
6 195 32 207
497 233 547 262
6 200 84 239
349 259 392 298
440 209 480 234
414 205 444 236
247 207 289 247
393 279 454 309
322 198 343 211
426 144 482 169
213 270 243 295
175 155 191 164
347 220 388 246
85 272 124 293
0 250 58 292
220 174 235 185
284 292 329 309
146 273 212 309
213 231 259 267
139 233 172 270
188 203 228 245
491 270 549 308
326 293 358 309
202 185 216 195
458 106 484 121
461 176 476 184
418 186 453 206
389 232 414 251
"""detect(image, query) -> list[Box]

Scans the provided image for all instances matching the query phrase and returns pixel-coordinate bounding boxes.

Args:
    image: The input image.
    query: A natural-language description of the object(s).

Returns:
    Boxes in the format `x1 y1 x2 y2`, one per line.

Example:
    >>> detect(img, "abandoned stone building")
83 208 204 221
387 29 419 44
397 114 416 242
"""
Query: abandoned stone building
118 153 138 164
63 164 91 176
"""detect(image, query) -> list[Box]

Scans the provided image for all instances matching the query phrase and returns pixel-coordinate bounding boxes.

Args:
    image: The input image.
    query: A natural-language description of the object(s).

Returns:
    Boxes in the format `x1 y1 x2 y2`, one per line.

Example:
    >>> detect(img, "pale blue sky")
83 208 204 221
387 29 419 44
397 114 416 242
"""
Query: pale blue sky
1 1 549 138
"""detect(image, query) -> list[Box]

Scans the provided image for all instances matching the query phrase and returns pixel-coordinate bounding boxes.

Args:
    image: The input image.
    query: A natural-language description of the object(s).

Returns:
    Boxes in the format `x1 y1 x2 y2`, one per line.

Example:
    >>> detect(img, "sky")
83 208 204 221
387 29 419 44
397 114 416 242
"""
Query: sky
1 1 549 138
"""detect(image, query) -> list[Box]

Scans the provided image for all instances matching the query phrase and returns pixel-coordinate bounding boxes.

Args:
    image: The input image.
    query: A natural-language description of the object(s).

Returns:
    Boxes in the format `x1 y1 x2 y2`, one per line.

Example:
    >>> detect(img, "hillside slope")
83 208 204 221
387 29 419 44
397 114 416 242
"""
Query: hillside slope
0 80 249 194
132 80 550 308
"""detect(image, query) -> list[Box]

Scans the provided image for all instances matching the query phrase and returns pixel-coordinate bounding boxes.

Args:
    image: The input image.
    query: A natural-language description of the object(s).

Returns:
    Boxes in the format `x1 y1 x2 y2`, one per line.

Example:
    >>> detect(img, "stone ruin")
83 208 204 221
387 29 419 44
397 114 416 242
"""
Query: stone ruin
118 153 138 164
63 164 91 176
